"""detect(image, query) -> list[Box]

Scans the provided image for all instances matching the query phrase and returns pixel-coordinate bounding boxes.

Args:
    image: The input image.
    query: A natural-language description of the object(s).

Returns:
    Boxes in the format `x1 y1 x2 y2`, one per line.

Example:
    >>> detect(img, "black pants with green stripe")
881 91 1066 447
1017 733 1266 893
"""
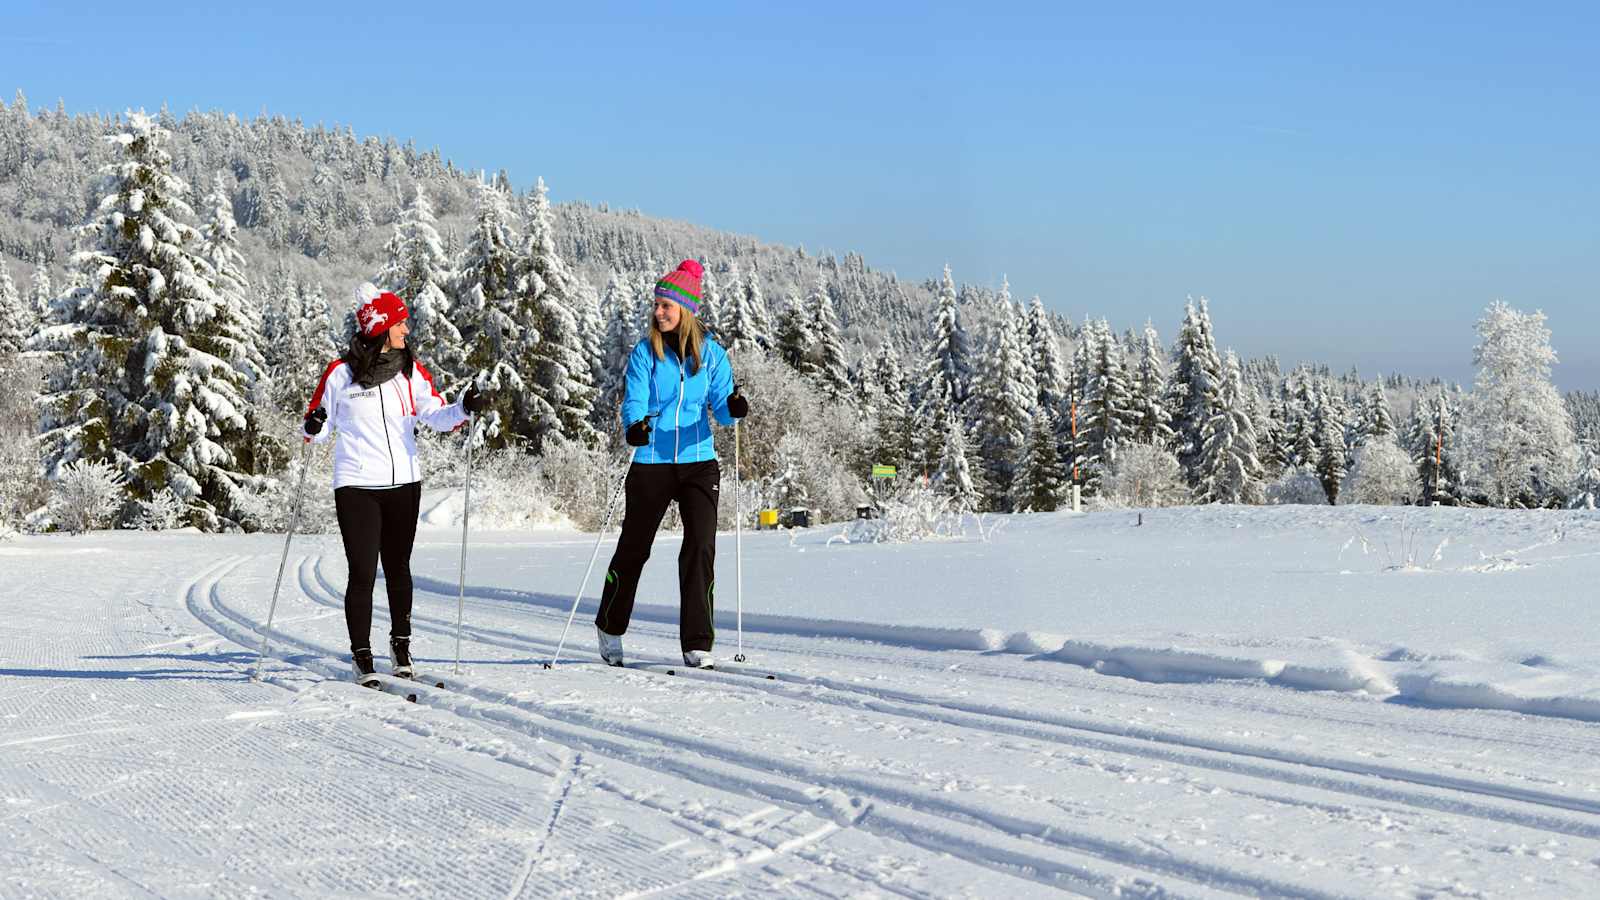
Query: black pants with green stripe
596 460 720 653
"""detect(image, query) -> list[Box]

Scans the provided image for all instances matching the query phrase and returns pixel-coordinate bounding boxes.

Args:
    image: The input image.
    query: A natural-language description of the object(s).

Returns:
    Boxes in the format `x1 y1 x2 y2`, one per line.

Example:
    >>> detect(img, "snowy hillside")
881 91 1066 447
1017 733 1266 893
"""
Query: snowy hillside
5 505 1600 897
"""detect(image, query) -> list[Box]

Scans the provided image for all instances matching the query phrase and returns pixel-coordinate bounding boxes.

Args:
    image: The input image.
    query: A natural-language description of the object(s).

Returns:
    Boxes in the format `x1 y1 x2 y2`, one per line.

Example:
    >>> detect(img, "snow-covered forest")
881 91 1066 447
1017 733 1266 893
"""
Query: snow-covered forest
1 91 1596 535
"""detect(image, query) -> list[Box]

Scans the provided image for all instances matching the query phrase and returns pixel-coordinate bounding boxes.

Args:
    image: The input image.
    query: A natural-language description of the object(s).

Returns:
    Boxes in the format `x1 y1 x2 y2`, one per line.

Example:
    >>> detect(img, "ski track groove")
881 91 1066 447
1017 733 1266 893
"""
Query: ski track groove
210 553 1252 898
185 556 1043 899
272 555 1370 899
387 555 1600 759
309 553 1600 840
508 749 580 900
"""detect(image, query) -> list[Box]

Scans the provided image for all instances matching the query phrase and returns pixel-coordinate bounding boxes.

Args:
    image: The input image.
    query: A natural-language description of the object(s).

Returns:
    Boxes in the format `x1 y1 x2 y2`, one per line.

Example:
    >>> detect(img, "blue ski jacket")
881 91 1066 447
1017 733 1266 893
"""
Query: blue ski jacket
620 336 736 464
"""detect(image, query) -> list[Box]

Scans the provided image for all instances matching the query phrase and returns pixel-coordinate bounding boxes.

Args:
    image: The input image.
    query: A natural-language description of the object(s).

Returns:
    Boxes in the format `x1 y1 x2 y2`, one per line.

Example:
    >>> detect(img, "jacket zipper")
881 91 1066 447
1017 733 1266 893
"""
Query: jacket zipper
378 381 397 485
674 363 685 463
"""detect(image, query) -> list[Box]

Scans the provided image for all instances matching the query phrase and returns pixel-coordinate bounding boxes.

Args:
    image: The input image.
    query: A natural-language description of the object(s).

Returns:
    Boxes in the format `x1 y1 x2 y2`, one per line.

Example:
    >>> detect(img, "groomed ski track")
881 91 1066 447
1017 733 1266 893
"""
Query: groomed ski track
4 536 1599 897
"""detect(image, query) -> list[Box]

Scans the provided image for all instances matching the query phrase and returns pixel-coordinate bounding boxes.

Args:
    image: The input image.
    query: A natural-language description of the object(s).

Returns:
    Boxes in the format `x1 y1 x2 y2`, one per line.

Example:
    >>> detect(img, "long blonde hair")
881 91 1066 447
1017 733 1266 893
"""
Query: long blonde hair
649 306 705 374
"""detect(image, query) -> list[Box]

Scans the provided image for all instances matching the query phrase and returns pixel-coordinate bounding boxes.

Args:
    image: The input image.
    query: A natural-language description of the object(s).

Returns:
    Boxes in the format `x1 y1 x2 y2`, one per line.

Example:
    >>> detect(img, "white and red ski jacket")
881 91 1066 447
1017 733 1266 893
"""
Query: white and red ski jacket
302 358 469 489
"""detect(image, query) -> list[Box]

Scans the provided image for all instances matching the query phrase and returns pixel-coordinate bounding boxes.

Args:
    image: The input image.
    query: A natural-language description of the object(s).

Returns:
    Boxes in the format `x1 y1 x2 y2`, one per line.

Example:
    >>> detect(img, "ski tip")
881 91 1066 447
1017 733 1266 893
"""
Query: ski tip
667 669 676 676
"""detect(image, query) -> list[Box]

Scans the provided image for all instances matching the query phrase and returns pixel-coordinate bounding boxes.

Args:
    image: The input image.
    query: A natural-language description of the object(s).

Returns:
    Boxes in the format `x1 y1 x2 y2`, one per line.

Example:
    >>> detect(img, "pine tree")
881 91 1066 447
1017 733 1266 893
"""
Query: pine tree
863 341 913 474
916 265 971 472
375 185 465 380
934 410 978 511
1130 321 1174 447
1360 379 1395 444
744 267 773 351
28 254 52 324
1410 388 1459 505
1197 351 1265 504
34 112 260 529
1164 297 1224 485
1080 318 1133 491
0 258 26 355
520 178 598 450
197 173 270 402
456 180 532 448
1025 295 1068 418
772 294 809 375
806 274 852 401
718 263 762 356
972 300 1035 510
1312 382 1348 503
597 269 638 423
1018 410 1066 511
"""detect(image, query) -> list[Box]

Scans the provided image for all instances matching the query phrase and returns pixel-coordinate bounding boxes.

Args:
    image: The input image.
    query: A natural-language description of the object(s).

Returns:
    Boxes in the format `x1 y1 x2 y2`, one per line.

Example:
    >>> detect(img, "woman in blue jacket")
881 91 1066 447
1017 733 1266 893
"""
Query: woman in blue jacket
596 259 748 668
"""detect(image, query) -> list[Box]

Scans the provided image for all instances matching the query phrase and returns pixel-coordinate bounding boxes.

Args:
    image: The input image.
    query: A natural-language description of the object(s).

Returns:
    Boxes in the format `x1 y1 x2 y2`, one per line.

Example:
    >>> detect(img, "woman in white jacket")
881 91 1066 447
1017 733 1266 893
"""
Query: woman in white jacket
302 284 490 683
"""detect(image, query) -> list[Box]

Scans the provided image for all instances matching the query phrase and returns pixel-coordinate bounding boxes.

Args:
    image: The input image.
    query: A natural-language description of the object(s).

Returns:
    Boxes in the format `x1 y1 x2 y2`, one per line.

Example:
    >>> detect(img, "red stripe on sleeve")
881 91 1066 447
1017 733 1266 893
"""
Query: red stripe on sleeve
416 362 445 404
306 359 344 415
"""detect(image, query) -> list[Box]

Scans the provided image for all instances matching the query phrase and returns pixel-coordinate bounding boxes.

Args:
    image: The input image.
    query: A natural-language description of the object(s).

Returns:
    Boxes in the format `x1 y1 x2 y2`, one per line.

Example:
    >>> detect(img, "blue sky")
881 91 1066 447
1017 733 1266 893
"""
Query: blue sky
6 1 1597 388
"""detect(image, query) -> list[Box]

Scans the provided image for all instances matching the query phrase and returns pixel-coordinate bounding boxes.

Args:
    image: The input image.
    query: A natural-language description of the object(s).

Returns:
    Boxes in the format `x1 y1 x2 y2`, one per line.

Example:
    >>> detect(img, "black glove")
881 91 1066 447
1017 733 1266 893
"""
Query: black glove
625 418 652 447
463 385 491 414
726 385 749 420
304 407 327 435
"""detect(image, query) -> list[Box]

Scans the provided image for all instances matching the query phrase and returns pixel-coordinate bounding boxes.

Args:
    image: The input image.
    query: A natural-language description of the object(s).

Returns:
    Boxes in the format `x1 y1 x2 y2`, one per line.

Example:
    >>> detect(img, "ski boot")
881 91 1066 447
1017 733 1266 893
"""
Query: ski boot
389 635 414 678
351 647 379 687
596 626 624 667
682 650 714 669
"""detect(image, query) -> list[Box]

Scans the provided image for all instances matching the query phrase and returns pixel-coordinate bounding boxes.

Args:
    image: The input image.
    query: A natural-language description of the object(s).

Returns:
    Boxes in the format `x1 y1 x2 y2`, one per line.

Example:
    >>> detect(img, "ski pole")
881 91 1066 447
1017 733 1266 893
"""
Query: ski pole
253 438 314 682
733 418 746 663
454 418 477 675
546 454 630 669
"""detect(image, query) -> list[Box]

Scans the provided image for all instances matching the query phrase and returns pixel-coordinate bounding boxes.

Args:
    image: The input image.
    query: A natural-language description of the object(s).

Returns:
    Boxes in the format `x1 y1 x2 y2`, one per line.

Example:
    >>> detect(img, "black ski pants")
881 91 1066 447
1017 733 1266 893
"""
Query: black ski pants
334 482 421 653
596 460 720 653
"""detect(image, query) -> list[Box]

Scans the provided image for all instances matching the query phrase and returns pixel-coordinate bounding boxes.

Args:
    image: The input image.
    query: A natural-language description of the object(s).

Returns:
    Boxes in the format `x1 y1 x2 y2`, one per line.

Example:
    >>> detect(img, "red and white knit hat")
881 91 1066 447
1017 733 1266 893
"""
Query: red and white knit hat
354 282 409 337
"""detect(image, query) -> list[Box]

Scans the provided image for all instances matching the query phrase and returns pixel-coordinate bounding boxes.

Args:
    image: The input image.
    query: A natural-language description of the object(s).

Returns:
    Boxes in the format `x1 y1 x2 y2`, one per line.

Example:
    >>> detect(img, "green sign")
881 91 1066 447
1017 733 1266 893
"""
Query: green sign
871 464 897 479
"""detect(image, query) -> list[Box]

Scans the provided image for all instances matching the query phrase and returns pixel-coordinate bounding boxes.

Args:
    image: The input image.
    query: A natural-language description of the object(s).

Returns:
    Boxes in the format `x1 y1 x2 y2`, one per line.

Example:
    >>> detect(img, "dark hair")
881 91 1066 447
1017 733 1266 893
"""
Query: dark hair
341 330 412 386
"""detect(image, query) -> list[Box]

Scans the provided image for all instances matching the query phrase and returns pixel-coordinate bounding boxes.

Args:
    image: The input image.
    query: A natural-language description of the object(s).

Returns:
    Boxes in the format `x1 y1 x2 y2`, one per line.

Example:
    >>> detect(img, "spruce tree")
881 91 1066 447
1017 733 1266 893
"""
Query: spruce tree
375 185 465 380
34 112 260 529
1163 297 1224 485
456 180 532 448
772 294 809 375
597 269 637 423
0 258 25 356
718 263 762 356
520 178 598 450
806 273 852 401
1197 351 1265 504
973 300 1035 510
1130 321 1174 447
29 254 52 324
1025 295 1068 418
1081 318 1133 492
934 410 978 511
197 173 270 400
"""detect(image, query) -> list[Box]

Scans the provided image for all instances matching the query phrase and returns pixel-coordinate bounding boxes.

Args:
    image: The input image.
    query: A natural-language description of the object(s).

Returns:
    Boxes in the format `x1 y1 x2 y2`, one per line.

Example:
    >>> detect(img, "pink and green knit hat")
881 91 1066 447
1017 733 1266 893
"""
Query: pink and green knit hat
655 259 704 314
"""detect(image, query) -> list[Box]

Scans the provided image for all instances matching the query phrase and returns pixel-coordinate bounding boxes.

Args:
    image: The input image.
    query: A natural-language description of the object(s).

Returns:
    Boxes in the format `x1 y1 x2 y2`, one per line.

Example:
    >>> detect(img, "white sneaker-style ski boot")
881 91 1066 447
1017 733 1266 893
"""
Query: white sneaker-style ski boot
389 636 414 678
596 626 624 667
682 650 714 669
351 647 379 686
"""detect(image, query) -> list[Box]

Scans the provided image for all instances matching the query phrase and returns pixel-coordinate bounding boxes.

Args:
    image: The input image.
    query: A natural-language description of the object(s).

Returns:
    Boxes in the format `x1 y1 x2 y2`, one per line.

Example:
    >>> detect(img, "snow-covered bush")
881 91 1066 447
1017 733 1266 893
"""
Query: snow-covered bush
534 436 629 531
713 352 870 525
844 480 964 543
1266 466 1329 505
1098 442 1187 508
233 439 339 534
470 445 563 529
134 488 189 531
1340 435 1419 506
49 459 126 534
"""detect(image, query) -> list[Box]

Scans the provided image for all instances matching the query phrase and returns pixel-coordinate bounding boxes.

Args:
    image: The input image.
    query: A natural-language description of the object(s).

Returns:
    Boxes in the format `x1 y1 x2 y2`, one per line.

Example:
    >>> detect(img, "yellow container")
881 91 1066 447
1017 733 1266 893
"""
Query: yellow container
758 508 780 528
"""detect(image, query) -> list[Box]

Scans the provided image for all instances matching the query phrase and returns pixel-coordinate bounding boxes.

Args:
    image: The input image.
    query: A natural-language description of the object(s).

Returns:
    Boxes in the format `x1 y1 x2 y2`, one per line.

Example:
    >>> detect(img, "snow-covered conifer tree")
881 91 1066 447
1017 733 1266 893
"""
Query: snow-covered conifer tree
375 185 465 380
1164 297 1223 485
1197 351 1265 504
806 273 852 401
456 180 532 448
0 258 26 355
1130 321 1173 448
973 300 1035 510
33 112 260 528
520 178 598 450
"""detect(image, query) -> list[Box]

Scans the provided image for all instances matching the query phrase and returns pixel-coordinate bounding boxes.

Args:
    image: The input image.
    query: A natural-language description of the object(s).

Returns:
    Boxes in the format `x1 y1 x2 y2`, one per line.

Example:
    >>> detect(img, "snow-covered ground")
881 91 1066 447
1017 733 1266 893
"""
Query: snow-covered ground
4 505 1600 897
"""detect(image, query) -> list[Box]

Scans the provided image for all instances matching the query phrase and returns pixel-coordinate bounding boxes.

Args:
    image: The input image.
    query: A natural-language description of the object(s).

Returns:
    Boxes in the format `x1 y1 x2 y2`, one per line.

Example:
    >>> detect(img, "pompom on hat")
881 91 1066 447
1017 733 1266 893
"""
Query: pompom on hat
354 281 409 337
654 260 704 314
